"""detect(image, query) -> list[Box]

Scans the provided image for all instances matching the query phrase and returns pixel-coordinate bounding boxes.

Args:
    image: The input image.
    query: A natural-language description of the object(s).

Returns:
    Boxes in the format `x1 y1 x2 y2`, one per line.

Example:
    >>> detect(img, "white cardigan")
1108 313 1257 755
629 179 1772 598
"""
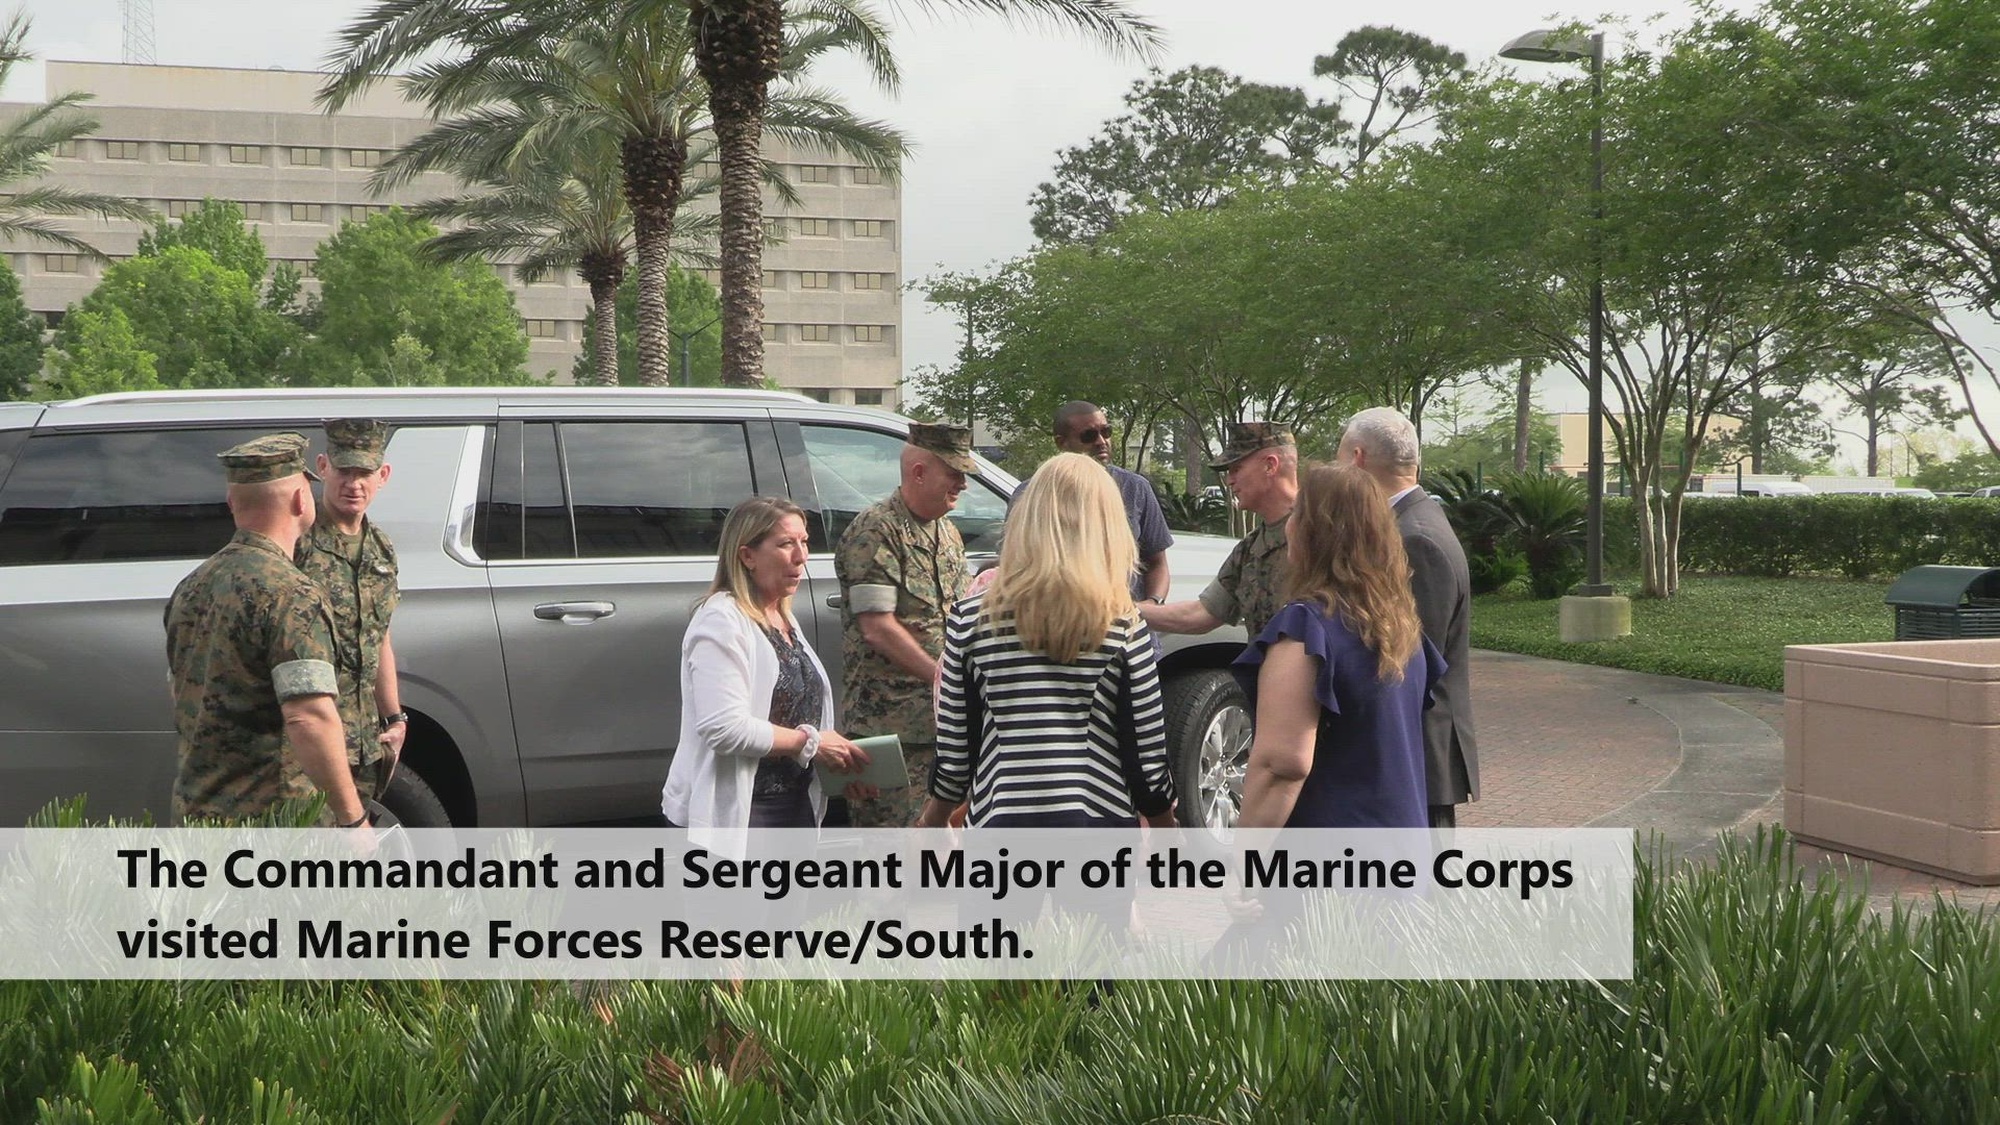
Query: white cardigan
660 594 835 834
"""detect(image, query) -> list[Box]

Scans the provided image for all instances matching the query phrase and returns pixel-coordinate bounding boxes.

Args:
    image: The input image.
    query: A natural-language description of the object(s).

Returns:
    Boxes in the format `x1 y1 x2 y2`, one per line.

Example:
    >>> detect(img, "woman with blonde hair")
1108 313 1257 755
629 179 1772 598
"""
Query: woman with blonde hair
662 496 866 831
1233 462 1442 828
916 453 1177 829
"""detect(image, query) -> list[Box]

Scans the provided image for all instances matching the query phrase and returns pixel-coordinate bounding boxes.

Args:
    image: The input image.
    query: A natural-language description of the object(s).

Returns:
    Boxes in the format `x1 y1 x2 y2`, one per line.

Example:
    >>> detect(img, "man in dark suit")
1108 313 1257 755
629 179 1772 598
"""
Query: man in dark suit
1339 407 1479 828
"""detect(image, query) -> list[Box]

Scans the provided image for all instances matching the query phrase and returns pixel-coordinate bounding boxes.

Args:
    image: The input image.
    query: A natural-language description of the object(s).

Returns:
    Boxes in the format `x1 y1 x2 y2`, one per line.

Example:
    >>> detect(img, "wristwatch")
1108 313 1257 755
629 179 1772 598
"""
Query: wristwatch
1146 596 1167 605
378 711 410 731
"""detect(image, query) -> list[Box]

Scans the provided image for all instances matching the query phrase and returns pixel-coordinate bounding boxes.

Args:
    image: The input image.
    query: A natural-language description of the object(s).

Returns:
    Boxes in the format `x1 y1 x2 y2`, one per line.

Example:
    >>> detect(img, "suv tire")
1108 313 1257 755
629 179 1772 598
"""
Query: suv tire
1162 669 1252 833
376 765 452 828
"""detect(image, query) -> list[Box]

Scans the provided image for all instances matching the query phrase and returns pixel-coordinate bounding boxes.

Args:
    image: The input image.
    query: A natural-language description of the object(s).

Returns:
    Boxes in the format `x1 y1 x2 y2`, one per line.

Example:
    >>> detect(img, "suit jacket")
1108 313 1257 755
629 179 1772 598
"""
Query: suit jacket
1394 490 1479 805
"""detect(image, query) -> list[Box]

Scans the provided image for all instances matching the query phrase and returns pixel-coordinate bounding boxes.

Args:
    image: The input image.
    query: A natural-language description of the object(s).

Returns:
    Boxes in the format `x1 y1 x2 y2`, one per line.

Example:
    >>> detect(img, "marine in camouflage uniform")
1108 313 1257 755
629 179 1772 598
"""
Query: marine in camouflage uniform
296 419 401 799
836 423 975 826
1196 422 1298 641
164 433 349 823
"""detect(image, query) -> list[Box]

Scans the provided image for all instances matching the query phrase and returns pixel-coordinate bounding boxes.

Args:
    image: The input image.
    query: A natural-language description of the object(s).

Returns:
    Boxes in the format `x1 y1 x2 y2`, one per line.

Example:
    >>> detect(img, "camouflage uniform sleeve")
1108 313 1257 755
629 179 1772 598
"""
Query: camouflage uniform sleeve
1198 533 1251 626
270 576 340 701
837 510 903 616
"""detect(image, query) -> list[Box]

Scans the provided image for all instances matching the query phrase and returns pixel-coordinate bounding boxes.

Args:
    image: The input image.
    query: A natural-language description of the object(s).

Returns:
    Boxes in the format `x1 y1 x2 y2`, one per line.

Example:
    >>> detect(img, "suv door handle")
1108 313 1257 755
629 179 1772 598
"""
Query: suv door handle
824 593 845 609
534 601 616 623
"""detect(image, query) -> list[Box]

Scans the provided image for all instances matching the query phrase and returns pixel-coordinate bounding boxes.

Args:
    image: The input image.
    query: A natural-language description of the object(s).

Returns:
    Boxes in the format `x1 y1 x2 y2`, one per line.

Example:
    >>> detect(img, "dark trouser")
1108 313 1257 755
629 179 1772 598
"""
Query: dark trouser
1428 804 1457 829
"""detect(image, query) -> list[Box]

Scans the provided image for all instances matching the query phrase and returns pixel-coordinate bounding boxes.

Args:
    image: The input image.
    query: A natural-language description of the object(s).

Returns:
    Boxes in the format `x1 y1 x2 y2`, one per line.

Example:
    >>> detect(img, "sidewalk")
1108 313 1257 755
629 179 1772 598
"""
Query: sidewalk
1461 650 2000 913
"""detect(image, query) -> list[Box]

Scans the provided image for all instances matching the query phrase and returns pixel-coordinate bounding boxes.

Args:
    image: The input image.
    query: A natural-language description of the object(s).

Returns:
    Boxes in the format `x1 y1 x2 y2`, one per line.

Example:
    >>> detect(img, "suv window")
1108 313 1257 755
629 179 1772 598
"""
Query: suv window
0 427 314 566
484 421 758 560
799 423 1008 553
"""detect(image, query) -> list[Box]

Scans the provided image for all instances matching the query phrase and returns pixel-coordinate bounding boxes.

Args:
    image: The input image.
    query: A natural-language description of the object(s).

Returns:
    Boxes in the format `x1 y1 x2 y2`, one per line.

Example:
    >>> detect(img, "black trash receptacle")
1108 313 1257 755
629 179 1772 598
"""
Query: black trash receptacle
1884 565 2000 639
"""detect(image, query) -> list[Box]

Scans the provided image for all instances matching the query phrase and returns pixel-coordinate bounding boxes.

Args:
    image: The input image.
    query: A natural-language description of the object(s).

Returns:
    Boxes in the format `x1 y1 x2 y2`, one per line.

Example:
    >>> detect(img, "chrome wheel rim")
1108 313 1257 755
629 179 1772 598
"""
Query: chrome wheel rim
1197 702 1252 837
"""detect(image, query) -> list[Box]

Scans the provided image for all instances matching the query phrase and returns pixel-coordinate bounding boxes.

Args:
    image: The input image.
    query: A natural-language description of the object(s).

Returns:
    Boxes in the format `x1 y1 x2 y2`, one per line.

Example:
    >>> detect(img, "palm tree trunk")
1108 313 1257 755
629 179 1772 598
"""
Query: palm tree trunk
579 250 625 387
621 132 686 388
713 102 766 388
1513 358 1532 471
692 0 784 390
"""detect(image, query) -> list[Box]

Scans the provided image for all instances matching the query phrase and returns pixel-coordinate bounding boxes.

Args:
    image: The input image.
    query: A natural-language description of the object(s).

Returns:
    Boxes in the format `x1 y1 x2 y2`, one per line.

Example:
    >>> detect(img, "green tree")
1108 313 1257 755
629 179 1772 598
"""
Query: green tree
574 267 723 386
56 246 297 389
0 258 46 400
42 307 162 399
1311 25 1467 174
135 198 267 283
1027 65 1341 246
0 14 152 258
305 210 531 386
1423 406 1561 476
1820 317 1962 477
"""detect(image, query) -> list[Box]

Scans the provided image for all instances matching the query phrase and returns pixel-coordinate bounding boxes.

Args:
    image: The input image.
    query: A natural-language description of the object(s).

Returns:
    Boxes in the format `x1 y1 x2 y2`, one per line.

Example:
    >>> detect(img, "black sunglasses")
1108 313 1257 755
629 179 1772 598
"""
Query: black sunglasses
1075 426 1113 443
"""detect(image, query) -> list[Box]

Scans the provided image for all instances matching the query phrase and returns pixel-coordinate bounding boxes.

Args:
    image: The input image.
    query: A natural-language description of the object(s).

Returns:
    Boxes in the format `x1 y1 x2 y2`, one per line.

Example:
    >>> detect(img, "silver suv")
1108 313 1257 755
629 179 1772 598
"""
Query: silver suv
0 388 1251 829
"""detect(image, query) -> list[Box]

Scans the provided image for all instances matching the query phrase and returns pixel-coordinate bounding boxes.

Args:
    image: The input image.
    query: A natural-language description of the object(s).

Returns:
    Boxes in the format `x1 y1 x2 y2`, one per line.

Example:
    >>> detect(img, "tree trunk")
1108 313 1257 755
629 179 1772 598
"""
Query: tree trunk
579 250 625 387
1513 358 1532 471
692 0 784 390
1866 409 1881 477
619 131 685 389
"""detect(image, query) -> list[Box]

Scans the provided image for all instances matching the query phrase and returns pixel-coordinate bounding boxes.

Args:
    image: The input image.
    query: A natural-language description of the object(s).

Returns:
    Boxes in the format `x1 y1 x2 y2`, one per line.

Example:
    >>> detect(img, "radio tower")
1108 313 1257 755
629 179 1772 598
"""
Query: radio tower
121 0 157 65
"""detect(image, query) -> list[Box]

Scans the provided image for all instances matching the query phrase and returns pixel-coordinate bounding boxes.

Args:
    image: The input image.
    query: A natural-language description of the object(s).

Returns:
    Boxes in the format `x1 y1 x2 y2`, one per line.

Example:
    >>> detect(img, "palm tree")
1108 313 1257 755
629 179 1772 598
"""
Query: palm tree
322 0 903 387
681 0 1163 386
0 14 153 256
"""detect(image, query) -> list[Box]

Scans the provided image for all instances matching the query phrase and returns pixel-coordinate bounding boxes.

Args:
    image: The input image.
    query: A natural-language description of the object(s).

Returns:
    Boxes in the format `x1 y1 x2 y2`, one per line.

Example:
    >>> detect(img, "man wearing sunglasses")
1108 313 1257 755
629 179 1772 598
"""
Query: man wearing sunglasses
1053 401 1174 605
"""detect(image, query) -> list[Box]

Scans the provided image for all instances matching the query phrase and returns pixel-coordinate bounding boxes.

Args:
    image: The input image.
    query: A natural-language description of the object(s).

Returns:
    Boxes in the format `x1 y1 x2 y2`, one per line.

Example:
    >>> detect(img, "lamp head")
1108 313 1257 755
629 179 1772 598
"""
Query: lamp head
1500 29 1594 64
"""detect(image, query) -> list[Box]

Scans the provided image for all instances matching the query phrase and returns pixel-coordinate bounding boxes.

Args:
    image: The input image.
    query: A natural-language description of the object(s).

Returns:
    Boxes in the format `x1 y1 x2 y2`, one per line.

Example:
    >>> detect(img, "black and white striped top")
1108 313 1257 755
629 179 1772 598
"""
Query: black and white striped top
931 591 1176 827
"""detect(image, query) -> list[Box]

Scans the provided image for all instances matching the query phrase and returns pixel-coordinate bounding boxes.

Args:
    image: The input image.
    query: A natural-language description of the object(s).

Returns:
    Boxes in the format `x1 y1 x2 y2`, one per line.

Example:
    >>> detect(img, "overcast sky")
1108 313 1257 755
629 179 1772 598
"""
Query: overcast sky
14 0 1995 467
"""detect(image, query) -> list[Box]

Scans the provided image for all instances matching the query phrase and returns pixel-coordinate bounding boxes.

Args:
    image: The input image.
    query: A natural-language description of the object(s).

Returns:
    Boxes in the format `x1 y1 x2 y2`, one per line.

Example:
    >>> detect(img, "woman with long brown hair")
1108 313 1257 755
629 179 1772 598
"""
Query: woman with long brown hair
1233 462 1442 828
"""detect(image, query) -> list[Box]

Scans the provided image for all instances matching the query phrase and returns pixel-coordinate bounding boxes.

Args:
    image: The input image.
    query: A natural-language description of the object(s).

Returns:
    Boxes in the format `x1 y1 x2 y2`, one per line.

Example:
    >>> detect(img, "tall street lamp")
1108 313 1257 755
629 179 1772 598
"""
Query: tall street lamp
1503 28 1630 637
669 315 722 387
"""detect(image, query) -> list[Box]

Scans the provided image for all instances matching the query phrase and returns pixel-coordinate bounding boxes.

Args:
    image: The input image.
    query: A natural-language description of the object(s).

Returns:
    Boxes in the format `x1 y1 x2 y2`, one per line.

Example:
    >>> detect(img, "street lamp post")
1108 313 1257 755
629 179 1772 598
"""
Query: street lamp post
1503 28 1630 638
668 315 722 387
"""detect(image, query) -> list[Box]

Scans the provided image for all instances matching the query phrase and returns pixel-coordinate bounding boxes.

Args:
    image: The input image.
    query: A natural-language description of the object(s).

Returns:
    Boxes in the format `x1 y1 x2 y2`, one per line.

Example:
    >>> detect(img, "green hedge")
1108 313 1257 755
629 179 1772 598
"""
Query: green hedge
1598 496 2000 580
7 830 1996 1122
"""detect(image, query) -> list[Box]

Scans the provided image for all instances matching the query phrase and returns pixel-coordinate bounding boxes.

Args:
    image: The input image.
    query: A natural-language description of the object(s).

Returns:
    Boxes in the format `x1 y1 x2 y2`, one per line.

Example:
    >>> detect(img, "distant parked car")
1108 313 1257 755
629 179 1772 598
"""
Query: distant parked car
1971 485 2000 498
1895 487 1938 499
1736 481 1813 498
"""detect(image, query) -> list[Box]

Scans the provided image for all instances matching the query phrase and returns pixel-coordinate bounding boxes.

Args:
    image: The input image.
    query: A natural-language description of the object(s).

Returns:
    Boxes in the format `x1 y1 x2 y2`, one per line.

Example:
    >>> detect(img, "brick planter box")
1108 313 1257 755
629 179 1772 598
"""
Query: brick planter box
1785 639 2000 884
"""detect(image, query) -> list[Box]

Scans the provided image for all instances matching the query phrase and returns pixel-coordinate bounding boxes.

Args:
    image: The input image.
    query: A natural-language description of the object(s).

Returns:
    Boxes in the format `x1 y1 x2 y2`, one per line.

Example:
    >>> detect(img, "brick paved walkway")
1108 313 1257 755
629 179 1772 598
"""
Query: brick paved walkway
1464 650 2000 912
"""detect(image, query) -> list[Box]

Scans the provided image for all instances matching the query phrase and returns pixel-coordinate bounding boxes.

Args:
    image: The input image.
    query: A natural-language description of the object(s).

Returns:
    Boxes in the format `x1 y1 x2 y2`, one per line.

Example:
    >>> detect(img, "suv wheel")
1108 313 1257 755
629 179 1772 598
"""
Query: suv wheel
373 764 452 828
1163 669 1251 834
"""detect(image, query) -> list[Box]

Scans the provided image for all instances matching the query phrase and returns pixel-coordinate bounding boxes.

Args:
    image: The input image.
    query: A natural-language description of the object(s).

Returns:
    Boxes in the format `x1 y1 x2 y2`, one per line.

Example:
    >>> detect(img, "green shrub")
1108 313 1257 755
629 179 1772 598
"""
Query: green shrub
5 829 1997 1121
1490 471 1587 599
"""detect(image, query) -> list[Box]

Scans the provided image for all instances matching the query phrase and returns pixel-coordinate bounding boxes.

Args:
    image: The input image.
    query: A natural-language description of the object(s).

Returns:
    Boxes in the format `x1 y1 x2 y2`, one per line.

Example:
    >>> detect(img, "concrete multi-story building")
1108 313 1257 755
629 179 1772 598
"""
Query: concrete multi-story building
0 61 904 407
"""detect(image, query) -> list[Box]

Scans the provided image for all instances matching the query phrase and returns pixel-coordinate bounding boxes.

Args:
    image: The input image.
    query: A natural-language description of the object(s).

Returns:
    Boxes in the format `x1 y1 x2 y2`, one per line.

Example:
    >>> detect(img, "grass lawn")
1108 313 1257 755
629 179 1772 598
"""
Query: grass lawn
1472 574 1895 691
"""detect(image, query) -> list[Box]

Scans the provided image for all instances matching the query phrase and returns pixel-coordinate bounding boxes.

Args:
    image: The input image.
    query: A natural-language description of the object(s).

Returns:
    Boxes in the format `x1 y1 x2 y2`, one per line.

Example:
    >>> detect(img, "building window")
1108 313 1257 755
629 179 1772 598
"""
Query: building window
853 324 887 343
52 140 79 159
525 319 558 339
293 259 317 278
240 202 264 220
104 141 141 161
797 164 832 183
854 389 886 407
852 272 888 290
797 218 832 237
165 199 197 218
289 203 324 223
797 388 832 402
349 149 384 168
348 204 385 222
852 219 885 238
762 323 783 342
761 269 778 289
800 324 833 343
761 219 783 240
800 271 830 289
287 147 324 167
702 268 722 286
228 145 263 165
852 166 884 186
43 254 80 273
166 143 201 162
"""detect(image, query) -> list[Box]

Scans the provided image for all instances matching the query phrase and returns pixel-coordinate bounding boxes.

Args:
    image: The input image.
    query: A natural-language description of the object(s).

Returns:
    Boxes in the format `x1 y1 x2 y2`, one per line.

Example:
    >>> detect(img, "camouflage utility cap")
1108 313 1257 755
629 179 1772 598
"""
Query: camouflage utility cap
221 432 319 484
324 418 389 470
909 422 979 475
1209 422 1296 471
